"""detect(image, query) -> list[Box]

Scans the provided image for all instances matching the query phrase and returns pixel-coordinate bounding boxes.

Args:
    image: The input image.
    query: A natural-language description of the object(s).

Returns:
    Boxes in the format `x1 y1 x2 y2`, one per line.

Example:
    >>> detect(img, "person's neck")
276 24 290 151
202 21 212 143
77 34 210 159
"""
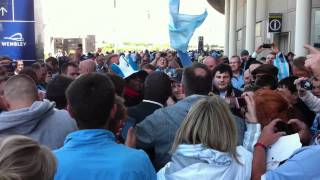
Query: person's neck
233 70 241 76
9 102 33 111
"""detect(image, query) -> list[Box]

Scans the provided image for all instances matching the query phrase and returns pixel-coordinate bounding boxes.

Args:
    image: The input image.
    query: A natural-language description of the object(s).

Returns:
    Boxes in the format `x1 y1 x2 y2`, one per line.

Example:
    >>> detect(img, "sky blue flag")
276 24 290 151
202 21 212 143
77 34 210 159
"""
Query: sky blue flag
273 52 290 81
169 0 208 53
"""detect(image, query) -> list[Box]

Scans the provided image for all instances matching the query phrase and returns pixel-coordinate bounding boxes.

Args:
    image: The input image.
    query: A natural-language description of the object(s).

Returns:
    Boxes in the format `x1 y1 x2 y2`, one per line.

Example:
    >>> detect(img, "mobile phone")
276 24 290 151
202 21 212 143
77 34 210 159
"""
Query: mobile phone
262 44 272 48
275 121 295 135
235 97 247 109
237 97 247 107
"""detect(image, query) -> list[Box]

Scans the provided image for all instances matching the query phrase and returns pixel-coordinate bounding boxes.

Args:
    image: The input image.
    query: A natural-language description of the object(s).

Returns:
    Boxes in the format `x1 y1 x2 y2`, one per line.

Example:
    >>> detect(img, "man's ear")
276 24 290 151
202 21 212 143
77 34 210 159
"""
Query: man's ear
1 96 10 111
181 83 185 94
66 104 75 118
38 91 45 101
110 103 117 120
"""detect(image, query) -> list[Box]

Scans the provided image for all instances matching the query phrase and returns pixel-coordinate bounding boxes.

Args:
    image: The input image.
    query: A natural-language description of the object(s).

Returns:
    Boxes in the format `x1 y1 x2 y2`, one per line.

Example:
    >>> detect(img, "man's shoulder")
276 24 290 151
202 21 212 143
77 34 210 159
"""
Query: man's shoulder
264 145 320 179
54 144 155 179
45 109 77 128
128 102 160 114
119 145 151 162
290 145 320 160
144 100 186 119
55 143 150 165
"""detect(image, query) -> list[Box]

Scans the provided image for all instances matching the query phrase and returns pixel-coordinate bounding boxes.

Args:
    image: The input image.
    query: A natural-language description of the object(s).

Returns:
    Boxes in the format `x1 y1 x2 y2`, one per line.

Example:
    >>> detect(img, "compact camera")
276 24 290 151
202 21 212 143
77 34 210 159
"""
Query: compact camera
300 80 313 90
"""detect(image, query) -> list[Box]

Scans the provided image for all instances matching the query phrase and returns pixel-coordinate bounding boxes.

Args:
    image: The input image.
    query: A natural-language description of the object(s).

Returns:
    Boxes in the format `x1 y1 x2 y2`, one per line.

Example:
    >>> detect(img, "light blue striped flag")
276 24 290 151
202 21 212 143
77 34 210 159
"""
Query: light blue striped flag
273 52 290 81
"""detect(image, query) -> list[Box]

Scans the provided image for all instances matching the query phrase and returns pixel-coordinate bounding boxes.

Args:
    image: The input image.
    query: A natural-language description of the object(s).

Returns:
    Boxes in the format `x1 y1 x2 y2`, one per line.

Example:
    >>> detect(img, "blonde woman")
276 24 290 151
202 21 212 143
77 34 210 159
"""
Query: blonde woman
0 135 56 180
157 95 260 180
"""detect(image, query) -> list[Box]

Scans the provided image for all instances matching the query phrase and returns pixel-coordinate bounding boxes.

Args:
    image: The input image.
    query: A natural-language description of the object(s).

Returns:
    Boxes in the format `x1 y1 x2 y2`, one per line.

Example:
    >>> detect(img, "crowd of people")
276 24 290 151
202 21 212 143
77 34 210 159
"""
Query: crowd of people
0 42 319 180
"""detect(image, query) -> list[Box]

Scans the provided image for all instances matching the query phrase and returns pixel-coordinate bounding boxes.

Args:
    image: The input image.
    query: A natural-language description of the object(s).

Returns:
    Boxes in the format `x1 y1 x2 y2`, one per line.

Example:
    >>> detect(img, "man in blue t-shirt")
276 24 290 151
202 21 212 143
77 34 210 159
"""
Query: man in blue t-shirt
54 73 156 180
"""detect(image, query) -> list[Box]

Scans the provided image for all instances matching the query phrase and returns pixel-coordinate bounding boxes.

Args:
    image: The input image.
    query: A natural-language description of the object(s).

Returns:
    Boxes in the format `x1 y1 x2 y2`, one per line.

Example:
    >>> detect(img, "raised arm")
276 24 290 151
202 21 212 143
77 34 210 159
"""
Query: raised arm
242 94 261 152
251 119 285 180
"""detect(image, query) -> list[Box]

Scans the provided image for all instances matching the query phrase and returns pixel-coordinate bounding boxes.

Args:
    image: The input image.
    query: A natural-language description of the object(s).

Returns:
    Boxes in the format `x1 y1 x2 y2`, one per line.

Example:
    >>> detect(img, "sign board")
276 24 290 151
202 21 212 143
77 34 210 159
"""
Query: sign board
268 13 282 33
0 0 36 61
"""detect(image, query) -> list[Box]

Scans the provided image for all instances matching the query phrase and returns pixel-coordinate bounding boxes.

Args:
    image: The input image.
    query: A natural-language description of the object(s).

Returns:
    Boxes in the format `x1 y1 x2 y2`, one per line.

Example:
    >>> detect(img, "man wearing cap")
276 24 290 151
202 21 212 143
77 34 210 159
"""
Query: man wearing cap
169 69 185 103
111 56 147 107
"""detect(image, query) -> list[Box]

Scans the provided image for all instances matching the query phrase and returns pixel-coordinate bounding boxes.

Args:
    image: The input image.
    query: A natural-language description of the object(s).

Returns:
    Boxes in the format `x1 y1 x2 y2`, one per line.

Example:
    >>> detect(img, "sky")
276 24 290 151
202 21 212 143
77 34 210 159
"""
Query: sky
43 0 225 46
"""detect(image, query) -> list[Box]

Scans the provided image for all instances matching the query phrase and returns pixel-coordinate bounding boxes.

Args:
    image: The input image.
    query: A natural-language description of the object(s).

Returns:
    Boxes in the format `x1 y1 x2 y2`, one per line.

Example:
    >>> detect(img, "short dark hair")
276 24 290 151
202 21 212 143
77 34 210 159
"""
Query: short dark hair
19 67 38 84
230 56 241 63
46 75 73 109
108 96 126 134
108 72 125 97
287 52 295 57
31 62 41 71
144 72 172 105
251 64 278 80
260 57 266 61
292 57 307 70
241 50 249 57
61 63 78 75
46 57 58 66
66 73 115 129
278 76 298 94
212 63 233 78
254 74 278 90
160 52 167 58
251 60 263 65
142 64 156 71
182 63 212 96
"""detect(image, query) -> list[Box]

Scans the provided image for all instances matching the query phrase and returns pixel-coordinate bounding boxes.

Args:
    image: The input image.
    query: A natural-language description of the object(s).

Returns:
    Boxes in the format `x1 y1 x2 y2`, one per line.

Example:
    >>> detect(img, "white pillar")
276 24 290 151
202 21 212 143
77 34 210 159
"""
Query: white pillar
229 0 237 57
294 0 311 56
224 0 230 56
245 0 256 54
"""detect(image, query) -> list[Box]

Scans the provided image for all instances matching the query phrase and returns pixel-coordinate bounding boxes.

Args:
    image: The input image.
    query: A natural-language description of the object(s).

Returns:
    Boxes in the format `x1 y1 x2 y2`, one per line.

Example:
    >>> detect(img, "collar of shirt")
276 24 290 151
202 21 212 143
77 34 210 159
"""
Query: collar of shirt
63 129 116 149
219 91 227 99
143 100 164 108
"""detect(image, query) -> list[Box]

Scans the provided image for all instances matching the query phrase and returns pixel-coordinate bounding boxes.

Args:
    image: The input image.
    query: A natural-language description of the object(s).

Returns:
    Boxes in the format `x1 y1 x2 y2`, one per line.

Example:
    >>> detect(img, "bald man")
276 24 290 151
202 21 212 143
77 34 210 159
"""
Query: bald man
0 75 77 149
203 56 219 71
79 59 96 75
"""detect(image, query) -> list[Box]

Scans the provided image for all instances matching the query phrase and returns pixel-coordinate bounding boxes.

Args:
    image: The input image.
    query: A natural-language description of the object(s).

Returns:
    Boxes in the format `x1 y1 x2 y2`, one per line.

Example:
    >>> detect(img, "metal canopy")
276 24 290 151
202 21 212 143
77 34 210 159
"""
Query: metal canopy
207 0 225 14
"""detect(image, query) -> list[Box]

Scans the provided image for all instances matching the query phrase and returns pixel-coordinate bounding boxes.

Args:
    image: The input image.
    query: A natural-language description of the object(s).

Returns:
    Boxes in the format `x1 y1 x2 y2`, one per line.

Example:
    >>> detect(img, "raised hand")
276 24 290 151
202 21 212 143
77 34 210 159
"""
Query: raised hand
125 127 136 148
258 119 286 146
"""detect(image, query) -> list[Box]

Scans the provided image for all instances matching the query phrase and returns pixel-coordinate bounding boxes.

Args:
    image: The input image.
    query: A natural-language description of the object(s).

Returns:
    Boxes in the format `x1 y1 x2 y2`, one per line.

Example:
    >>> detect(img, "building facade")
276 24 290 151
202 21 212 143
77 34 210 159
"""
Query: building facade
209 0 320 57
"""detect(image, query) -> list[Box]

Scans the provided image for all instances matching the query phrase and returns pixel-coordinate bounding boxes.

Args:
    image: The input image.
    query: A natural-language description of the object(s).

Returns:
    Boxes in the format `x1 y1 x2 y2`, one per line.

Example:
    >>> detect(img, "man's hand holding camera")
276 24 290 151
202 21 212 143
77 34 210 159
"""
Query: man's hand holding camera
294 77 312 97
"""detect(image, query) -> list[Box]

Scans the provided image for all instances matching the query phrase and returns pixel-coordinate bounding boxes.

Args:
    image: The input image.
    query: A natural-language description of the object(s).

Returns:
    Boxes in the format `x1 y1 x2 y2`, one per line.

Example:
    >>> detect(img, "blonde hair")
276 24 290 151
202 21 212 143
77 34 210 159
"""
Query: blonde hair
171 96 239 162
0 135 57 180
